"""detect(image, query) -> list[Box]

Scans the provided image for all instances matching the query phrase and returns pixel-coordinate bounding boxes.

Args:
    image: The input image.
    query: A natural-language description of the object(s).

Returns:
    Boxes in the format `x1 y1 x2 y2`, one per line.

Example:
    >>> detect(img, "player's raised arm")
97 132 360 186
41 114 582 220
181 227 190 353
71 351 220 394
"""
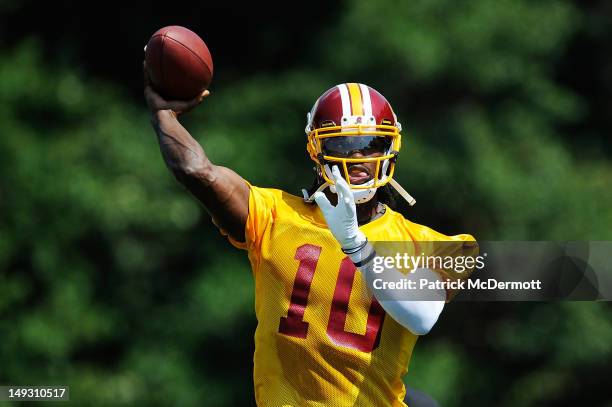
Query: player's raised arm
143 66 249 243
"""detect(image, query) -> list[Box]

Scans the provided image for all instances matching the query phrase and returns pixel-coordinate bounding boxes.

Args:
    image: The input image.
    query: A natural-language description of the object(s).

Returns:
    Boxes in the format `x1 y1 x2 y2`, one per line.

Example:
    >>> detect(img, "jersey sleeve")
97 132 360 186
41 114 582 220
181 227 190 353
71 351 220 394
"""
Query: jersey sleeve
413 226 478 301
216 181 276 257
434 234 478 301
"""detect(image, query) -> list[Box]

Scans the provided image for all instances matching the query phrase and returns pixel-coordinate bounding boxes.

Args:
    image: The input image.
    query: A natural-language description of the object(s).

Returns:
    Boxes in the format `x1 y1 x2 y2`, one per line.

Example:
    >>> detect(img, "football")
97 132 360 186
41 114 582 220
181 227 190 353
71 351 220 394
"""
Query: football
145 25 213 100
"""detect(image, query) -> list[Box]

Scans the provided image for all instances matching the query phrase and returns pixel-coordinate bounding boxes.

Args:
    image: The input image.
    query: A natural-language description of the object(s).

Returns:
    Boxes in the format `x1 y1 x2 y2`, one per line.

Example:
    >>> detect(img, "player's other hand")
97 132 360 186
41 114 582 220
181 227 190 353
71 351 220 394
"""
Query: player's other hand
313 166 367 251
143 61 209 116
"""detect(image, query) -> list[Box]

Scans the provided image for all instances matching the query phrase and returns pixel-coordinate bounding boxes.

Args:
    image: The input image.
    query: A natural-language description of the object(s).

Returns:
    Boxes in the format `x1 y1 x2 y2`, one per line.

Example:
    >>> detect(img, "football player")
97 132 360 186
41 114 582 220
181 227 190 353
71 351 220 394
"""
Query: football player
144 74 474 406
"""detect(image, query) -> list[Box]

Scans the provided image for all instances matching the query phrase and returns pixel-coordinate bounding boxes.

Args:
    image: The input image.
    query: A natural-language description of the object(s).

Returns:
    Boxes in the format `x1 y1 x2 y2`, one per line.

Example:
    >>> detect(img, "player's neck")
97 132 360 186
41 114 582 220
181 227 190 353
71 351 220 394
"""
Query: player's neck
356 199 384 226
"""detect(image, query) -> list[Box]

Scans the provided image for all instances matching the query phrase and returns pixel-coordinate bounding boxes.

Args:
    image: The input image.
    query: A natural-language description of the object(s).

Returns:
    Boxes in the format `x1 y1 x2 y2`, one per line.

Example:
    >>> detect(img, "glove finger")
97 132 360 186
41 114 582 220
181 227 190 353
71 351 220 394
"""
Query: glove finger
313 191 334 213
331 166 352 199
342 195 355 215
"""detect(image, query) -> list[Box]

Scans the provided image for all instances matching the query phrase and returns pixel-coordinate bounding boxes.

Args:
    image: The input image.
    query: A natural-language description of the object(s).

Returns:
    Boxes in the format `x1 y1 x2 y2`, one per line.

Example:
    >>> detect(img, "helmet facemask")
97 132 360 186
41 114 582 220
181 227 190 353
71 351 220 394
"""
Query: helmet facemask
306 116 401 203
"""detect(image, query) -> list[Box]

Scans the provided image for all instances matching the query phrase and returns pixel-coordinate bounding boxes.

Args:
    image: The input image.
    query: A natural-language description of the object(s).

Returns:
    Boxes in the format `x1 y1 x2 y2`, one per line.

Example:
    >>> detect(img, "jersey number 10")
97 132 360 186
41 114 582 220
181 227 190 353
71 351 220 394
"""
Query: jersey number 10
278 244 385 352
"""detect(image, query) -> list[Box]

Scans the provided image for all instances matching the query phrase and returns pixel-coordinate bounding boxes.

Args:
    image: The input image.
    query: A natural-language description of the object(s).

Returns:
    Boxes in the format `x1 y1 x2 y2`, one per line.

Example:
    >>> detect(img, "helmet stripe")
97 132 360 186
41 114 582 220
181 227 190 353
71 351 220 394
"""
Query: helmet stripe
337 84 351 117
347 83 363 115
359 84 372 117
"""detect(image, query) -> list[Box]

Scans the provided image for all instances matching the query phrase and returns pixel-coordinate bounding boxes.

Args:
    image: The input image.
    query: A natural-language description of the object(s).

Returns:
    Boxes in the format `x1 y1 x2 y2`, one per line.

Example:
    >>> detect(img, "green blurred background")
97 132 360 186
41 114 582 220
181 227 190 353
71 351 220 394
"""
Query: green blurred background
1 0 611 405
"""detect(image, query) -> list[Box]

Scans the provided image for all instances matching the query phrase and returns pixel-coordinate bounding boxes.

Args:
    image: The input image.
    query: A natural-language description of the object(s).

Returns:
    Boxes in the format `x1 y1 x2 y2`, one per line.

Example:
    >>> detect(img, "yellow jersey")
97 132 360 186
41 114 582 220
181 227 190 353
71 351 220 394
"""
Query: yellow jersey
221 183 475 406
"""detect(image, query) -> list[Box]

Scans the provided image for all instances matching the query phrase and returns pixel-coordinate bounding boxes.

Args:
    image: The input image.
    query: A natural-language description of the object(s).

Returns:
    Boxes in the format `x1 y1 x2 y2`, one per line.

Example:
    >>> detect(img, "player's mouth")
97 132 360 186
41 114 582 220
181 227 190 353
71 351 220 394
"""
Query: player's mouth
347 165 372 185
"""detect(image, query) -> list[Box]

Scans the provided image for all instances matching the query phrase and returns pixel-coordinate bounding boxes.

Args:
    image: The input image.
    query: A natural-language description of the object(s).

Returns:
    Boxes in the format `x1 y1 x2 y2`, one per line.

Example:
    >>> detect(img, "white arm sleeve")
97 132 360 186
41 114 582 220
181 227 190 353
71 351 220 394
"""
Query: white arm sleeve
349 244 446 335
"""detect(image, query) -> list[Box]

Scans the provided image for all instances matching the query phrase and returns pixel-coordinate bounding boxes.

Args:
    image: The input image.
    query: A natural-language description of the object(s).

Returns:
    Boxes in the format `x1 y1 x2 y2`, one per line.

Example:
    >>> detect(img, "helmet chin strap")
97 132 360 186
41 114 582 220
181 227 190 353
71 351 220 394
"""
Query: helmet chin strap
388 178 416 206
302 182 330 202
352 185 377 204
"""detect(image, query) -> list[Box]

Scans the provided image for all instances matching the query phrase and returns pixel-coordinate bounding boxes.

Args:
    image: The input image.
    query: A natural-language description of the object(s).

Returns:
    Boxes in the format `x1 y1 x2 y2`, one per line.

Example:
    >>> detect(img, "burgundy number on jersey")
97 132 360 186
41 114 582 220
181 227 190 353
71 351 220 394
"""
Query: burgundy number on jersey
278 244 321 338
327 257 385 352
278 244 386 352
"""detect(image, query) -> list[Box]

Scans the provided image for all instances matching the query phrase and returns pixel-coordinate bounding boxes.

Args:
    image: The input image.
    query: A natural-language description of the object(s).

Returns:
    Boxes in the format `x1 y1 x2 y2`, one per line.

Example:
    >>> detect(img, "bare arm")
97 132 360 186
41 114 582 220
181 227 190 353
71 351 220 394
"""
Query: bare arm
144 65 249 242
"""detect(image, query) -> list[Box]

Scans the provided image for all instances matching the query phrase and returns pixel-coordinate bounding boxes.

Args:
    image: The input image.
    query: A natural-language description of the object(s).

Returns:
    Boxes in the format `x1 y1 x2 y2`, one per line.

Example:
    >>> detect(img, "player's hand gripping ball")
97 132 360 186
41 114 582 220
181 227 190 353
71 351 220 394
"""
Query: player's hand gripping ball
144 25 213 100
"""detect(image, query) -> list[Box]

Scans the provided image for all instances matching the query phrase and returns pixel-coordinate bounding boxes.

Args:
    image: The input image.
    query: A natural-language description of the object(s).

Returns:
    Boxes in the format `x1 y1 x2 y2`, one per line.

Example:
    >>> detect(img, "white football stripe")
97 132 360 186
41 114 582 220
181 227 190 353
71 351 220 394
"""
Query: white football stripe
337 84 351 117
359 84 372 117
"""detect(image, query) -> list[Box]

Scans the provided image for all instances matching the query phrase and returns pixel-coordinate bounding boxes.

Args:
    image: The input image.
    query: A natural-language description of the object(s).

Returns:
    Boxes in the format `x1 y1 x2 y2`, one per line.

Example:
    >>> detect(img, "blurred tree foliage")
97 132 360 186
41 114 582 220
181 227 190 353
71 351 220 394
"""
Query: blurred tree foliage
1 0 611 406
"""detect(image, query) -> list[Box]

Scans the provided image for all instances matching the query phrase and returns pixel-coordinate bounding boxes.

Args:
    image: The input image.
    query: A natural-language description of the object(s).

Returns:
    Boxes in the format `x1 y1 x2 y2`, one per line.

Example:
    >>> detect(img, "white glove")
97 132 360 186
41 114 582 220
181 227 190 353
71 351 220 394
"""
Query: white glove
313 166 367 250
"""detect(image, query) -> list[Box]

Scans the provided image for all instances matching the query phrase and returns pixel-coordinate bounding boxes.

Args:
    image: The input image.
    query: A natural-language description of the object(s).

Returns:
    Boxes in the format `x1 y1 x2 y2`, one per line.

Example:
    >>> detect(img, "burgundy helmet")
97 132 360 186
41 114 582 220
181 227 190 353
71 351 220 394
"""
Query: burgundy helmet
303 83 408 204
